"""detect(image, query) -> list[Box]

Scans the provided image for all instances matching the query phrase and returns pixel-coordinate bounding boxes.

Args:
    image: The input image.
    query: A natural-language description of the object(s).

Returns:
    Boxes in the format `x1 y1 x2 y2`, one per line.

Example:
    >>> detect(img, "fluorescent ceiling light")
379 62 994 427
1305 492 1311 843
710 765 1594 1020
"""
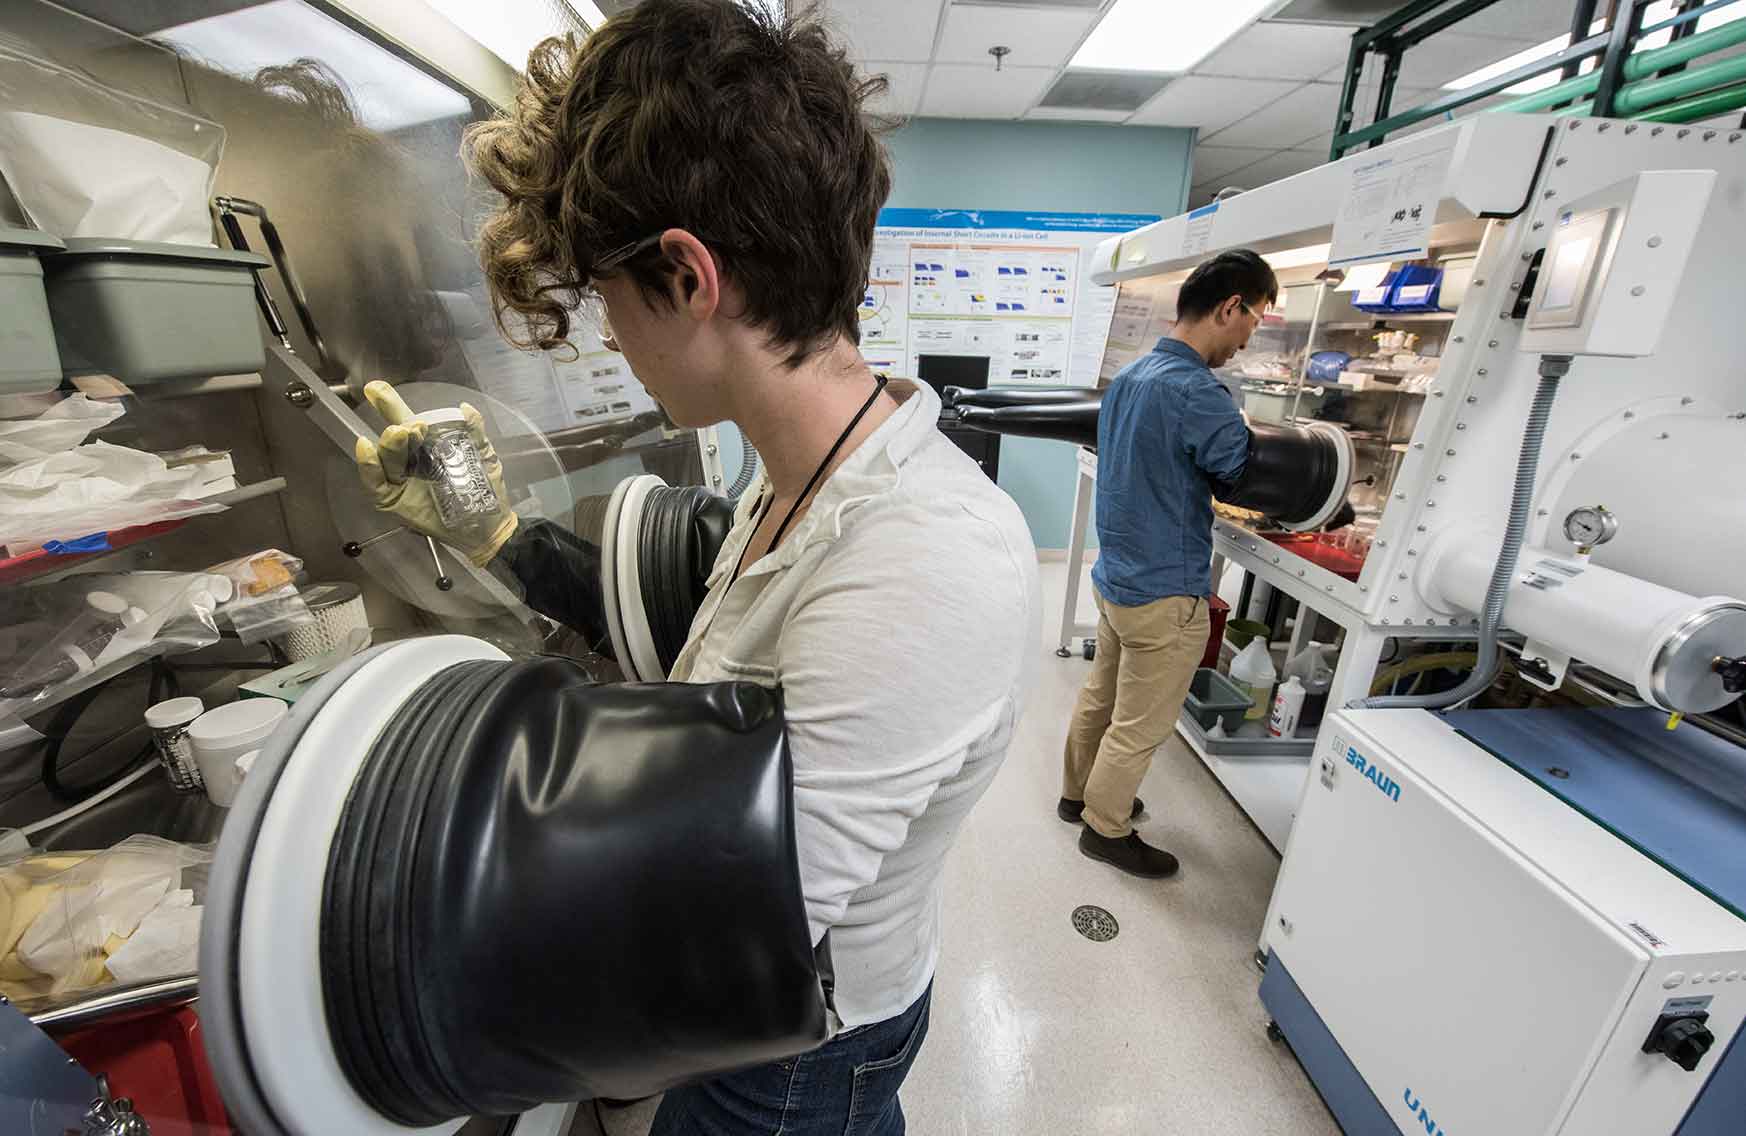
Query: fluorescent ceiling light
1444 2 1746 96
1070 0 1276 74
1264 243 1332 270
423 0 593 70
156 1 471 131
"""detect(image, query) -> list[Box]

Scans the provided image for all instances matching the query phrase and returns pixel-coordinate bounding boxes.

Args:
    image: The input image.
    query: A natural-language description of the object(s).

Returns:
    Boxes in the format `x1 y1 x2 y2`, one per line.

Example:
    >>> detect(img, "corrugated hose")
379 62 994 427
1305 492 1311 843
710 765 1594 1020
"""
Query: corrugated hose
1354 354 1570 710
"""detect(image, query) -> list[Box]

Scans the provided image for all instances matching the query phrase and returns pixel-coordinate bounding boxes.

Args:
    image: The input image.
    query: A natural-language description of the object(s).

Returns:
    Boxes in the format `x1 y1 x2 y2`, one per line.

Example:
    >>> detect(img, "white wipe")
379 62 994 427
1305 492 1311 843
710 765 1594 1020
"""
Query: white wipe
105 897 201 985
0 112 217 245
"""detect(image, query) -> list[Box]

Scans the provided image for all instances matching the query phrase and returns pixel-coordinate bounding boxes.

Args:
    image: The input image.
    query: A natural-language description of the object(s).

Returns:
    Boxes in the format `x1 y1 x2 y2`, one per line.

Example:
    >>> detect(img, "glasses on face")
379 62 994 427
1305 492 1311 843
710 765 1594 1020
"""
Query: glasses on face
576 232 665 345
1237 299 1264 323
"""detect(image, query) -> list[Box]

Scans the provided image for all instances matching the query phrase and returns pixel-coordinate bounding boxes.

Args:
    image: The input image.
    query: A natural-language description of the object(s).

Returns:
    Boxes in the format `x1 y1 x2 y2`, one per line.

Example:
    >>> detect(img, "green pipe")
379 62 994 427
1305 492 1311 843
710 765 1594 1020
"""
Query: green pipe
1614 50 1746 113
1494 71 1601 115
1493 10 1746 115
1633 79 1746 122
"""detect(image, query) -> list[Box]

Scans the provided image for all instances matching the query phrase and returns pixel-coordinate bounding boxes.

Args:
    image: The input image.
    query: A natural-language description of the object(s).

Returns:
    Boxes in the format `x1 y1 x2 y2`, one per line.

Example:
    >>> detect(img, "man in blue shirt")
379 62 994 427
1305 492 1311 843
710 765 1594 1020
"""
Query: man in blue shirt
1061 249 1277 878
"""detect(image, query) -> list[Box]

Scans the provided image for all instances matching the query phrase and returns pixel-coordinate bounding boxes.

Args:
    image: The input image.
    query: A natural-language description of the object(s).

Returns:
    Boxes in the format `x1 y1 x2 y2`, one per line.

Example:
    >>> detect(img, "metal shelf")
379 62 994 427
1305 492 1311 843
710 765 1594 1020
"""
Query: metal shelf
2 478 288 587
1322 312 1458 330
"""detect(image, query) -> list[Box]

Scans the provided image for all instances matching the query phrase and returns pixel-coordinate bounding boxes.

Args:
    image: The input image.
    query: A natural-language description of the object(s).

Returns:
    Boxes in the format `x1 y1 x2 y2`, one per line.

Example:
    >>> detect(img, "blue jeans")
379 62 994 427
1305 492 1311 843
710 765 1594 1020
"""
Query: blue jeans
649 985 932 1136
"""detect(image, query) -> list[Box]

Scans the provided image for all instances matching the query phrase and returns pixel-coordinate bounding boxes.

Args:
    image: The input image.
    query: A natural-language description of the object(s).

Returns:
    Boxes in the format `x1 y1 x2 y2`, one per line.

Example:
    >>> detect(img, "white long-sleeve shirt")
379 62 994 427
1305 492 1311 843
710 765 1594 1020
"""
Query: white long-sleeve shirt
669 380 1039 1027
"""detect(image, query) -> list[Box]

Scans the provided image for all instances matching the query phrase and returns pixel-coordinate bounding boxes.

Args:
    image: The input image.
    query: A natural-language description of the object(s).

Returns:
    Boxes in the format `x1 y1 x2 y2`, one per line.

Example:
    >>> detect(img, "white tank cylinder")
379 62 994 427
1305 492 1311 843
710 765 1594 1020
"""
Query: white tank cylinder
1422 532 1746 713
1550 414 1746 602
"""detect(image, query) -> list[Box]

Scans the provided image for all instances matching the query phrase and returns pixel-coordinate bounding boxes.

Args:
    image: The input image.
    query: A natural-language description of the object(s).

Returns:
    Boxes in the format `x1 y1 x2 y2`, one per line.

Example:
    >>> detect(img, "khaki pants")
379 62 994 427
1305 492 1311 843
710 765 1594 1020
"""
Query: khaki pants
1063 588 1209 838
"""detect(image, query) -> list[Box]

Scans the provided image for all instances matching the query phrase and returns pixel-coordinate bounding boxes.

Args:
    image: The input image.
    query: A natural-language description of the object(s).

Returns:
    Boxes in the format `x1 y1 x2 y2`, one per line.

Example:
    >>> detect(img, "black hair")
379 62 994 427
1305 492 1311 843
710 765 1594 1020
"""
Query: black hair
1177 249 1278 321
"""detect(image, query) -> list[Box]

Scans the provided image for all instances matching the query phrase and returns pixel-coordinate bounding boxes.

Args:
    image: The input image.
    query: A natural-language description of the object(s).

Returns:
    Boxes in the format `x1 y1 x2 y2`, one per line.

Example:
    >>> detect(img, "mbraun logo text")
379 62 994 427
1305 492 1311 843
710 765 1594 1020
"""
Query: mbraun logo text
1347 747 1402 802
1403 1088 1447 1135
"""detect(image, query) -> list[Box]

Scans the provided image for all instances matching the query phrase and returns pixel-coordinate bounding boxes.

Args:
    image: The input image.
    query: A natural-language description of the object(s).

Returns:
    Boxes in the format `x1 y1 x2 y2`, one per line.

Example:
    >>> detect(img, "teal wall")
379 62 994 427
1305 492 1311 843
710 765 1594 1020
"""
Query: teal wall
720 117 1195 549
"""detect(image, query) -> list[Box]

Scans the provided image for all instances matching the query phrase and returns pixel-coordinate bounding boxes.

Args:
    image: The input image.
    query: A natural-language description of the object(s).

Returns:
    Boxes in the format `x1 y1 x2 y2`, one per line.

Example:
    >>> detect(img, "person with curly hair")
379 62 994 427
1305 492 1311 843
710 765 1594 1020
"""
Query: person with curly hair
355 2 1038 1133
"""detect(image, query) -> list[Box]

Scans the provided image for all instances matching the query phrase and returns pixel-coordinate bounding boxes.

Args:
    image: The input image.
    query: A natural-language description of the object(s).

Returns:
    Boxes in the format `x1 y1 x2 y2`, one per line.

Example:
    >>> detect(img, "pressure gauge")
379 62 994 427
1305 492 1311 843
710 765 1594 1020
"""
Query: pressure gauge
1563 505 1619 549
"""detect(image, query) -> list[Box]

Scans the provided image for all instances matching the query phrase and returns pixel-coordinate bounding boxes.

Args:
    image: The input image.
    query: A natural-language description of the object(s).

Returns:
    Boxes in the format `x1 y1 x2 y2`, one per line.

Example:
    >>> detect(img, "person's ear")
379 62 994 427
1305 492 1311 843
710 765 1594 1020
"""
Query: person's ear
656 228 721 321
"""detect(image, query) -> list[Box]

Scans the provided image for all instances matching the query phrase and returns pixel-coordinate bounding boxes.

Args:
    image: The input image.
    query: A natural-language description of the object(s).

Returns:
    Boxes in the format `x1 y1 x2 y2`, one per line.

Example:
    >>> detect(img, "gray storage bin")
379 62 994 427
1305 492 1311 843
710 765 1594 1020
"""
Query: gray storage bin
1184 667 1253 734
42 238 268 383
0 227 66 395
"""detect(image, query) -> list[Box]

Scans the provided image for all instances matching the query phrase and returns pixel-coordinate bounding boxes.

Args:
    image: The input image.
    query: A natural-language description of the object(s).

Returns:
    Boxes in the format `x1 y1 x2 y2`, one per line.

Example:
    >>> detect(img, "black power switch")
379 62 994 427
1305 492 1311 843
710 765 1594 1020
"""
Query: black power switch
1642 1011 1716 1072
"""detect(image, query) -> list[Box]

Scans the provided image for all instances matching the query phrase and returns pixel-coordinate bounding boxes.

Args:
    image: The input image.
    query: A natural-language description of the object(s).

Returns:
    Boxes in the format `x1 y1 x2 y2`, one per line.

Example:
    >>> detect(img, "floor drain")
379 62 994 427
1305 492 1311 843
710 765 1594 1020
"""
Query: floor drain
1071 904 1119 942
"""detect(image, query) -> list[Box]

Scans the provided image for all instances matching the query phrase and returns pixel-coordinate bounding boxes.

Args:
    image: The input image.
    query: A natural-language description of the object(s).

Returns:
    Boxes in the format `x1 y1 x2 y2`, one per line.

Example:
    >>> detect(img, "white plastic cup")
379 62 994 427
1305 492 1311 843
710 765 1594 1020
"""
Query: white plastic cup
188 699 287 807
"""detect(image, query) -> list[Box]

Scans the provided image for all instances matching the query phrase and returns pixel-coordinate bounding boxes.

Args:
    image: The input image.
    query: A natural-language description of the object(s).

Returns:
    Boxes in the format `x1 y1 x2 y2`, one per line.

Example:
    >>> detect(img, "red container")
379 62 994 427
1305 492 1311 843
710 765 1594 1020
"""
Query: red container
1261 531 1367 580
1202 594 1229 670
53 1003 235 1136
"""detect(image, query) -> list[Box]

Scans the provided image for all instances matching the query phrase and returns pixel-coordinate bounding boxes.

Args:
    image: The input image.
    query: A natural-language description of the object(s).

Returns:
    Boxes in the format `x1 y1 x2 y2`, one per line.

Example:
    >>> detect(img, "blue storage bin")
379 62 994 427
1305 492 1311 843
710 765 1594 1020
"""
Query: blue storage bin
1351 269 1397 313
1386 265 1443 312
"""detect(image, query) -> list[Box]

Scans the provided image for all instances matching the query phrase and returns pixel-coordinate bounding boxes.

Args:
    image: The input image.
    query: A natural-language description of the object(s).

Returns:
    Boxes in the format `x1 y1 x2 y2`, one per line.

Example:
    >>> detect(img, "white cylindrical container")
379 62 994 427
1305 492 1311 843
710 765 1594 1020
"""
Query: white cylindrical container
274 581 370 662
189 699 288 807
144 695 205 793
1269 675 1306 738
1422 531 1746 713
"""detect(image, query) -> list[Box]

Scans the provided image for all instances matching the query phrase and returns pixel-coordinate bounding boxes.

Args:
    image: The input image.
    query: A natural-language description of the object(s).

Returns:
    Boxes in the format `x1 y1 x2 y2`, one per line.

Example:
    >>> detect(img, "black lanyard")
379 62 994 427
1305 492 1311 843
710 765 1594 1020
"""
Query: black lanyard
731 375 889 583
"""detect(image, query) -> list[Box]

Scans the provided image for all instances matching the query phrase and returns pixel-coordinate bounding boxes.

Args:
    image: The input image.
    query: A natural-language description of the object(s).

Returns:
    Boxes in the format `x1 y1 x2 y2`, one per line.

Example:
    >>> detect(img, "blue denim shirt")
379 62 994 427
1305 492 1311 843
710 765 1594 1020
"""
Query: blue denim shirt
1092 337 1249 606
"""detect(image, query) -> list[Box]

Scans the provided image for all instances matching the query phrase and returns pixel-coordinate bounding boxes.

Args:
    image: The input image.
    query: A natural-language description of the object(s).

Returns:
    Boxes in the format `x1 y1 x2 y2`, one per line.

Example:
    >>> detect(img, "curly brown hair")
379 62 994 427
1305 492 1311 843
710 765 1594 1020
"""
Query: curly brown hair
463 0 893 367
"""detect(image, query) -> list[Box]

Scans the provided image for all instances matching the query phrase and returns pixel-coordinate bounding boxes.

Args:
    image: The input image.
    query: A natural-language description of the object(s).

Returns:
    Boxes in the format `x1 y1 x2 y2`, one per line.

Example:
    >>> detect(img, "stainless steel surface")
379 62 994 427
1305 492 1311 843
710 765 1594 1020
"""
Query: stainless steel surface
0 994 97 1135
138 373 264 399
1651 601 1746 713
29 976 200 1032
35 766 226 851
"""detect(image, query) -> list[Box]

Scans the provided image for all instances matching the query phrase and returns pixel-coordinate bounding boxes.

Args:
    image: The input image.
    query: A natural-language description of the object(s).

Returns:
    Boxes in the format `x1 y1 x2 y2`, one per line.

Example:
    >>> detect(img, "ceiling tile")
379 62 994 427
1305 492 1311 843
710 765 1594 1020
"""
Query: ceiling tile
861 62 930 116
1196 21 1356 82
935 3 1098 68
1191 144 1278 183
1390 31 1540 88
1200 81 1340 148
1129 75 1298 132
1455 0 1581 44
817 0 945 64
920 63 1055 118
1211 148 1324 192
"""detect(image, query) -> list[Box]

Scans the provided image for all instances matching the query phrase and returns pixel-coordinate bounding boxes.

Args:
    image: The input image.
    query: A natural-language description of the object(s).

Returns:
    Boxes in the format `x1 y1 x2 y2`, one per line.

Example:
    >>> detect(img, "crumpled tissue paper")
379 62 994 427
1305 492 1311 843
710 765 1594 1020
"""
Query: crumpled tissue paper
0 394 125 465
0 440 225 547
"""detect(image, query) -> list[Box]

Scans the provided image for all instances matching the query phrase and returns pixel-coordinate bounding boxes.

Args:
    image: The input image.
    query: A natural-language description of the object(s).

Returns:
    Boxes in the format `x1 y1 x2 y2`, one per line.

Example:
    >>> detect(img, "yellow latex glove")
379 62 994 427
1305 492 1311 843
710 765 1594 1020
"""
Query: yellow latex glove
355 381 519 566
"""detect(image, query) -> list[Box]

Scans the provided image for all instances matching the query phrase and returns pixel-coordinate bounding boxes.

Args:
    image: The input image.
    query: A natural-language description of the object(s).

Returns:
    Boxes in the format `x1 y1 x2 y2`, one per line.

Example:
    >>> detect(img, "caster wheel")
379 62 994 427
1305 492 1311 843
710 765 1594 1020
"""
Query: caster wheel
1266 1021 1285 1044
1253 949 1269 972
1055 647 1073 659
1082 639 1097 661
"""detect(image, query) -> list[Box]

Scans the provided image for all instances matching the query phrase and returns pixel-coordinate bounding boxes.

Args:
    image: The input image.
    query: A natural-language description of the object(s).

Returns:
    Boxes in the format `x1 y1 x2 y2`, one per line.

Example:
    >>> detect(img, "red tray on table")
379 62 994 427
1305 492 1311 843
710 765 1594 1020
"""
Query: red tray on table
1261 531 1367 580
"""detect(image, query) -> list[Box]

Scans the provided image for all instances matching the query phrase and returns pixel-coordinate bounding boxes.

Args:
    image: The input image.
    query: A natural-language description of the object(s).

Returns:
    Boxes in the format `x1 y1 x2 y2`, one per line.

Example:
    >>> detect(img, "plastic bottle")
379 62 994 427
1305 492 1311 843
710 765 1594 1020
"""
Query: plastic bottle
1284 642 1336 727
1229 638 1278 721
1269 675 1307 738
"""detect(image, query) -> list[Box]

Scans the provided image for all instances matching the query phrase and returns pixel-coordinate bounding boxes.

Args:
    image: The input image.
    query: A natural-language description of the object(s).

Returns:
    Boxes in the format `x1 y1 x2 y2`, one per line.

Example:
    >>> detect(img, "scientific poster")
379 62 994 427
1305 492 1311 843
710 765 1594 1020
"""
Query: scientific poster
861 208 1160 387
452 285 657 436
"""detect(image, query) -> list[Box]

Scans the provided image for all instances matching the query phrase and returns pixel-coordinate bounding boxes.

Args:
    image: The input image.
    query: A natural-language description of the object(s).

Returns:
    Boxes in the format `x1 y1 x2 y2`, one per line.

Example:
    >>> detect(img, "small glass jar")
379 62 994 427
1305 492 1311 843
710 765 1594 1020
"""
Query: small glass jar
416 408 498 538
144 696 205 793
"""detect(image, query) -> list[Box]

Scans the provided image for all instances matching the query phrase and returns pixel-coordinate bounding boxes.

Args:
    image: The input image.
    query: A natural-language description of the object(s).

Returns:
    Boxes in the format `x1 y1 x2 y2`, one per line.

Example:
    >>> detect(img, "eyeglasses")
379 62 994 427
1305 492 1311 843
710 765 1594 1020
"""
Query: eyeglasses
577 232 665 346
1236 299 1264 322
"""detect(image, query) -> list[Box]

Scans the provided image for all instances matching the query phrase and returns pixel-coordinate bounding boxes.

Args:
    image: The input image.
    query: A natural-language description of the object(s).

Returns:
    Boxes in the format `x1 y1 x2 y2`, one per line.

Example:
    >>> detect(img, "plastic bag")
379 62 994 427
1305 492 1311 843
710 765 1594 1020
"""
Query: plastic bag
0 571 228 718
207 550 316 644
0 394 126 465
0 440 228 549
1 835 211 1003
0 39 224 244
